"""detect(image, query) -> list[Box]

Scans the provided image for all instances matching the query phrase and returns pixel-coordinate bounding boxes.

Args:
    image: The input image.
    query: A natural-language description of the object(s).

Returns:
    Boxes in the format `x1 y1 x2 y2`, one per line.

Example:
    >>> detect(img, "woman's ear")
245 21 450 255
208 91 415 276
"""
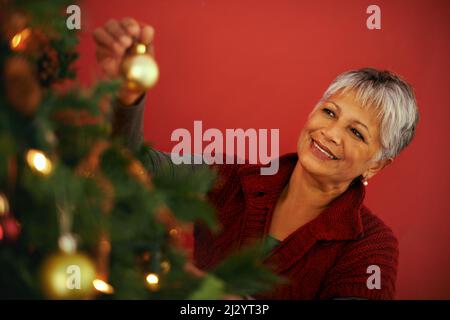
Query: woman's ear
365 157 393 180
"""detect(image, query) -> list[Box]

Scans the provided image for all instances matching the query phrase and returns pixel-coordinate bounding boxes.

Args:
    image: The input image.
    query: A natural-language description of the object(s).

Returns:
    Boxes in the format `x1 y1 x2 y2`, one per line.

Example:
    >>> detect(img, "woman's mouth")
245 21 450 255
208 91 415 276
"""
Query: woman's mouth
310 139 339 161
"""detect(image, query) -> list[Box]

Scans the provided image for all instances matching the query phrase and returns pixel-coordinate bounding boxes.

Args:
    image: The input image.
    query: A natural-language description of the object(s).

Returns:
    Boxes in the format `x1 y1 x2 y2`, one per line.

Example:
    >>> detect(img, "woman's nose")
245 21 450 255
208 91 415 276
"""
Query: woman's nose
321 124 342 146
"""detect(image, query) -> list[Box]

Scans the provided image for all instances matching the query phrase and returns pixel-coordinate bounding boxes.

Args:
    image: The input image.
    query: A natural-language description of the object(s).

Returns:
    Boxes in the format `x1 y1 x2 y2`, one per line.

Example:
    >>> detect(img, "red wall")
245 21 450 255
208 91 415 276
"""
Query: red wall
76 0 450 299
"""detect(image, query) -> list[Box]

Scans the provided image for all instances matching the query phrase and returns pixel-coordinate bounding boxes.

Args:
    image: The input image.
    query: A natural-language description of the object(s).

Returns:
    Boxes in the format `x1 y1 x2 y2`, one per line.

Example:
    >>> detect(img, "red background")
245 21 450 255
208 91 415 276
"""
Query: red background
76 0 450 299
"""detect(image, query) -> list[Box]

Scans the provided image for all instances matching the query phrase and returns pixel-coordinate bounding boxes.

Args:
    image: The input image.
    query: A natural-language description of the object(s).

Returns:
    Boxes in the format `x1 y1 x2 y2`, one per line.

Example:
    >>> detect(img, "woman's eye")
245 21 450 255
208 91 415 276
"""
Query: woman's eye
322 108 335 117
351 128 365 141
321 108 365 142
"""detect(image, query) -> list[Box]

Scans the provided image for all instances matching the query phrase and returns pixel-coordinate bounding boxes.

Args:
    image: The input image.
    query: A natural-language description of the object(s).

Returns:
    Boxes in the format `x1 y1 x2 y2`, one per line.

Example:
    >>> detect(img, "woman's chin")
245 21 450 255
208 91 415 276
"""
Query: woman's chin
299 152 338 176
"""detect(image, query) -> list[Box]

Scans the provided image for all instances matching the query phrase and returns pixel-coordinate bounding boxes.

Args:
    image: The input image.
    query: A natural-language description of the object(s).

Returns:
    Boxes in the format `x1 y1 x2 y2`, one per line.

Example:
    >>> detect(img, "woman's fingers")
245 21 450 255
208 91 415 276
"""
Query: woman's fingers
121 17 141 40
140 24 155 46
96 46 119 77
140 24 155 56
105 19 132 48
93 17 156 84
93 27 122 56
93 27 115 48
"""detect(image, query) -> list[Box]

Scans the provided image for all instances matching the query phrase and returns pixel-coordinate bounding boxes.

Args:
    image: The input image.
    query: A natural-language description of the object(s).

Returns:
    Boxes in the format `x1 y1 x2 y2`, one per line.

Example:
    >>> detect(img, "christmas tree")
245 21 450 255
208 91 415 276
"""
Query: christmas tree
0 0 279 299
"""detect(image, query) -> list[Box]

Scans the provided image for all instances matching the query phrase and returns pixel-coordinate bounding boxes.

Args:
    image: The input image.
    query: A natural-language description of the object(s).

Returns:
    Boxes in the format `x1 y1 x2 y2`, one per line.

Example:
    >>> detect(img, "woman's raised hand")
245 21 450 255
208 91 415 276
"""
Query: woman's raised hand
93 17 155 106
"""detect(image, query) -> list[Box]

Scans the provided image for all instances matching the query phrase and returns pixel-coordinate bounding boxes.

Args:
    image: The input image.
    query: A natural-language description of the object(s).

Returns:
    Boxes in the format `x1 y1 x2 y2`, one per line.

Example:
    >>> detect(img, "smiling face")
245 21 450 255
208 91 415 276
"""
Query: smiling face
297 89 391 185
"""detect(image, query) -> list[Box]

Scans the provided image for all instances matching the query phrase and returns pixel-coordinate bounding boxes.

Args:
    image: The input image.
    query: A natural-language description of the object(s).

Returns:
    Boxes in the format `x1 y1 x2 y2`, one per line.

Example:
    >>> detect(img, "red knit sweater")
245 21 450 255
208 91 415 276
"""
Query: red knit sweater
193 153 399 300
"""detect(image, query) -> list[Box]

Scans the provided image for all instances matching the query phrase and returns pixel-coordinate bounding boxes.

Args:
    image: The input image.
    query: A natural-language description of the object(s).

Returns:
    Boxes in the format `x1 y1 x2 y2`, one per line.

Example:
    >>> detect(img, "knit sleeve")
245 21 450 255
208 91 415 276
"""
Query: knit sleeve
111 94 147 151
318 211 399 300
111 95 213 178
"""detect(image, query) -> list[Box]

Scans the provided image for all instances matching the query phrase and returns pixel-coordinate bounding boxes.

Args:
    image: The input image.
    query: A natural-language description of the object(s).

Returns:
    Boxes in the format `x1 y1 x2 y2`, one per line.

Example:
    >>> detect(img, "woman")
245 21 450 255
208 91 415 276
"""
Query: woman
94 18 419 299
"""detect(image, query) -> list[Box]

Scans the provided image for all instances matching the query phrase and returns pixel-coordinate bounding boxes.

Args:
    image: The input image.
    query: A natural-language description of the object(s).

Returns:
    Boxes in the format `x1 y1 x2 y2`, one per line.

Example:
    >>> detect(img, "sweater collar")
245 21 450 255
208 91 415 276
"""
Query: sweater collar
237 152 366 242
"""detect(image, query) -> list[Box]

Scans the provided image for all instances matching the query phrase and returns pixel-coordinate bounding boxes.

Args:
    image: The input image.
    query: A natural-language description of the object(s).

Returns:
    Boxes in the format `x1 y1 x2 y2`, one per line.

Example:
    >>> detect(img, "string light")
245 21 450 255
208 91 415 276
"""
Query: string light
25 149 53 175
10 28 31 51
93 279 114 294
145 272 160 291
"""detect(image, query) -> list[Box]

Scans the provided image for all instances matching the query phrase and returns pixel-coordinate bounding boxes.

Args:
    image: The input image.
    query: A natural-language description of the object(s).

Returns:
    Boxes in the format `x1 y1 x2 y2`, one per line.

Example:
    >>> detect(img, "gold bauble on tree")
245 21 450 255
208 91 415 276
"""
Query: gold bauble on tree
121 43 159 91
40 252 96 299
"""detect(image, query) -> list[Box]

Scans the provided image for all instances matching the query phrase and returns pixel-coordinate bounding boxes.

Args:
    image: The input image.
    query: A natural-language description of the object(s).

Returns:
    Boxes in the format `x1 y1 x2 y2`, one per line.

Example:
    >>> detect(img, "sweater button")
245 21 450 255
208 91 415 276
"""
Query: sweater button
254 191 265 197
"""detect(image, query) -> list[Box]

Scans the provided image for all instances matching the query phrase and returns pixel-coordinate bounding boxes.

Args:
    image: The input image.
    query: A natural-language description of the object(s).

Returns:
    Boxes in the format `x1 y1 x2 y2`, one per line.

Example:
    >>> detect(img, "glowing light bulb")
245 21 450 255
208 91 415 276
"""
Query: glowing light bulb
146 273 159 284
145 272 160 291
10 28 31 51
26 149 53 175
93 279 114 294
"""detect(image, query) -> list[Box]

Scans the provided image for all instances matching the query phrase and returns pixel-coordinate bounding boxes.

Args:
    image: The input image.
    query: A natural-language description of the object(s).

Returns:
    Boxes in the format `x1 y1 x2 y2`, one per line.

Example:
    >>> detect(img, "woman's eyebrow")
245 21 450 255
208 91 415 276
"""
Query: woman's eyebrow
326 100 372 138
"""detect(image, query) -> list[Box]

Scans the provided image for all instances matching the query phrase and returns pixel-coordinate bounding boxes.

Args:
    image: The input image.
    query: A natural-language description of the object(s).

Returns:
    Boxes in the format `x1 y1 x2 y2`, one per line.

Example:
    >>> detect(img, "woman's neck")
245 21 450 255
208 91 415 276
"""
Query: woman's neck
269 160 353 241
281 160 350 218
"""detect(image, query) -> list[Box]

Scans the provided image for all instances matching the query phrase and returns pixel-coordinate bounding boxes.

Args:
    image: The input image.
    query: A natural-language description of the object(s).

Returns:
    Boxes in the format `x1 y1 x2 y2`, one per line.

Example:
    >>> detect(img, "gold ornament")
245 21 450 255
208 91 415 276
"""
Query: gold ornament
25 149 53 175
121 43 159 91
0 193 10 217
40 252 96 300
4 55 42 116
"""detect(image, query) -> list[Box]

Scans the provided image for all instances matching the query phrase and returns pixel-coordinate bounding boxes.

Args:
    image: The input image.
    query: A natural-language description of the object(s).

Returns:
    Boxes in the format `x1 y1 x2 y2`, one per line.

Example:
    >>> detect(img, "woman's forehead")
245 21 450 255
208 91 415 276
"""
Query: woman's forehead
325 91 381 127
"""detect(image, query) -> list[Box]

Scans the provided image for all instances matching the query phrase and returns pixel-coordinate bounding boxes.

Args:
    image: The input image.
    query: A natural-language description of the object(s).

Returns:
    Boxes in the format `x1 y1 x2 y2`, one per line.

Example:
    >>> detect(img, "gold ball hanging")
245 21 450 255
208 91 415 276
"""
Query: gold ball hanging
0 193 10 217
121 43 159 91
40 252 96 300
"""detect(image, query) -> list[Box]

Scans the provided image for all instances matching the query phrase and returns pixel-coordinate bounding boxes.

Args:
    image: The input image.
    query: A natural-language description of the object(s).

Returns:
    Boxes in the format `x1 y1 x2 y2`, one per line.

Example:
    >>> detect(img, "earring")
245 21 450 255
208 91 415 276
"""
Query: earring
362 177 369 186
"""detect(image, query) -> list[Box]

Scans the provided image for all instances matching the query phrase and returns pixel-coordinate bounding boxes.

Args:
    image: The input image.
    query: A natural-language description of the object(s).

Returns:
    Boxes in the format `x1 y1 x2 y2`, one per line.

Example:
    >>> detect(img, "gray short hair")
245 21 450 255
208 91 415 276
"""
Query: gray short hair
318 68 420 162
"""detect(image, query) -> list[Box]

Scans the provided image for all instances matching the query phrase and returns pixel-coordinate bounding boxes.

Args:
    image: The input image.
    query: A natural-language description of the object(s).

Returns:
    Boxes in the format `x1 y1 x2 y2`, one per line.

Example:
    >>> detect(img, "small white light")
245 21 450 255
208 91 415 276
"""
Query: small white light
26 149 53 175
93 279 114 294
146 273 159 285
